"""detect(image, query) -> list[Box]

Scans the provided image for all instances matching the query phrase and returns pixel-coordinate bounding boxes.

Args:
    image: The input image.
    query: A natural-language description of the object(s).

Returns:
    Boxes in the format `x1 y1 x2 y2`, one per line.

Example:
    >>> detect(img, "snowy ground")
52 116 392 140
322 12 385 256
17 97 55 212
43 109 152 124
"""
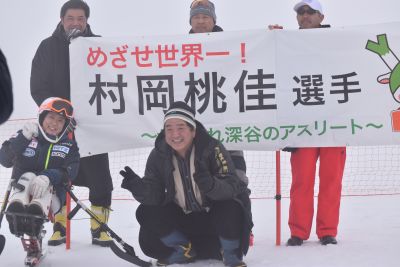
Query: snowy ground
1 195 399 267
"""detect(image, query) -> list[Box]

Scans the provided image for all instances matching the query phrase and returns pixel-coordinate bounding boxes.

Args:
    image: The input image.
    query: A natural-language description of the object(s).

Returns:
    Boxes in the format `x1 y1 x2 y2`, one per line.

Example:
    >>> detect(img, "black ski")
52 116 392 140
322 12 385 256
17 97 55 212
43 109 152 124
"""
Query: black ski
110 241 152 267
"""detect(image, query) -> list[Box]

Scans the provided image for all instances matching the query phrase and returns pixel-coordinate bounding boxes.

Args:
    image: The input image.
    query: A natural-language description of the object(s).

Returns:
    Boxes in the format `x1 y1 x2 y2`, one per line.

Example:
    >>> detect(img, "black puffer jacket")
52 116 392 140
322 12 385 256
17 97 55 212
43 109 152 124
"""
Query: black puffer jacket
0 130 79 204
30 23 99 105
128 121 253 254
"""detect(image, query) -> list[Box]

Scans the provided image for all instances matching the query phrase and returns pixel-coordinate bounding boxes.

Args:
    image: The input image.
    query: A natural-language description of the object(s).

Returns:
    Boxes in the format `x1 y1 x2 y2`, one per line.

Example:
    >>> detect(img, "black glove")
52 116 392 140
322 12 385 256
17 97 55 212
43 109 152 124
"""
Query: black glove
193 160 214 193
120 166 142 193
282 147 298 153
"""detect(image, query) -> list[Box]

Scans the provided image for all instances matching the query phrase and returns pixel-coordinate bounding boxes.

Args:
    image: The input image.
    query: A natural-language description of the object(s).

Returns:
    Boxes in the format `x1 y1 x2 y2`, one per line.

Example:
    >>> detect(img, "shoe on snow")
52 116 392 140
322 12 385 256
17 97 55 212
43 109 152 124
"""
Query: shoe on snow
156 242 196 266
286 236 303 246
49 207 67 246
320 236 337 245
90 205 113 247
48 222 66 246
222 251 247 267
91 230 113 247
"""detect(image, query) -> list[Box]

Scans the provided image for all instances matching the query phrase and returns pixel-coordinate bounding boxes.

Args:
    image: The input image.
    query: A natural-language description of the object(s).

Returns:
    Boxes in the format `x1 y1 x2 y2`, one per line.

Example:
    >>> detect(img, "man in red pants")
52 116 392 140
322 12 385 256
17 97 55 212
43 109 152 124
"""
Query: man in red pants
288 147 346 246
285 0 347 246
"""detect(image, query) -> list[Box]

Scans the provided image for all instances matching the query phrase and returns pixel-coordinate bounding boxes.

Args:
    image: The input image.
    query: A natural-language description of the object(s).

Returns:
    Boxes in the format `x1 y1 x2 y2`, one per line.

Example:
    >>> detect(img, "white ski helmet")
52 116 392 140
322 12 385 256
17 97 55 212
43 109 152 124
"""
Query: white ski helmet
38 97 74 143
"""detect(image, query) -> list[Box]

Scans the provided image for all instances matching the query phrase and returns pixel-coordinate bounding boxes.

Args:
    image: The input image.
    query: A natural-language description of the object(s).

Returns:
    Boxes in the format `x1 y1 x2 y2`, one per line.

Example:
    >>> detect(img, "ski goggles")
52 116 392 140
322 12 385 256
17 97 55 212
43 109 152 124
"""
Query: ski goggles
43 99 74 118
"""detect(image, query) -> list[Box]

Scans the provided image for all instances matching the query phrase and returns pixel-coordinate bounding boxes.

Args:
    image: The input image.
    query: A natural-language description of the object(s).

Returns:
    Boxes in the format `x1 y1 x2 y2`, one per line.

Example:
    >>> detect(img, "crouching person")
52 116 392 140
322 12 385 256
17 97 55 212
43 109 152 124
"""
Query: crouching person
120 101 253 267
0 97 79 244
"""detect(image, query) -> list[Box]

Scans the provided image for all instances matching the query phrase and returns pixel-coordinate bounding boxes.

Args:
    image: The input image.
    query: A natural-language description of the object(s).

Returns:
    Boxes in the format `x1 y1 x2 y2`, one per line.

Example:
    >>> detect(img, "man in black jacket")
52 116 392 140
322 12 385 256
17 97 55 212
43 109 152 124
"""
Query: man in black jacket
30 0 113 247
121 101 252 267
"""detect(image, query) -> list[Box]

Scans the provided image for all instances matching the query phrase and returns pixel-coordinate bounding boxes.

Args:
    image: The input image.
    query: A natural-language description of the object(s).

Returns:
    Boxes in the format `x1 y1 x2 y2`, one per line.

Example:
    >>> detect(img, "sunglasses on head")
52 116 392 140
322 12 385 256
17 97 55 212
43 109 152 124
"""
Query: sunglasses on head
297 7 318 15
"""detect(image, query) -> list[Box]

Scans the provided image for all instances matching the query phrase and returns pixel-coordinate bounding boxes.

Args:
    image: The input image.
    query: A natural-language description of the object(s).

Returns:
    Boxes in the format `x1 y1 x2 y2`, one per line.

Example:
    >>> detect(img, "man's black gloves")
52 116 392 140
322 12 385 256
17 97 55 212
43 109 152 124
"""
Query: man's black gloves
193 160 214 193
120 166 143 195
282 147 298 153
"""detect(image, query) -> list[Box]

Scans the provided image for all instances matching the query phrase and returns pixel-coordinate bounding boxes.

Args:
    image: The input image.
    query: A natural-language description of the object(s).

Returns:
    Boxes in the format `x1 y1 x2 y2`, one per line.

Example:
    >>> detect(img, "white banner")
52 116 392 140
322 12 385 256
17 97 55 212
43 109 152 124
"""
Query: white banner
70 22 400 156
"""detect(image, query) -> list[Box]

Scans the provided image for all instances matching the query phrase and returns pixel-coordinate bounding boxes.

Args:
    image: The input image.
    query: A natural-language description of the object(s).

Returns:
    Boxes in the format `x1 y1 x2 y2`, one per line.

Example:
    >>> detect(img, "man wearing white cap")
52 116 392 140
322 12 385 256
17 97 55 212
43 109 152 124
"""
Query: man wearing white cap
294 0 325 29
269 0 327 30
120 101 252 267
270 0 346 247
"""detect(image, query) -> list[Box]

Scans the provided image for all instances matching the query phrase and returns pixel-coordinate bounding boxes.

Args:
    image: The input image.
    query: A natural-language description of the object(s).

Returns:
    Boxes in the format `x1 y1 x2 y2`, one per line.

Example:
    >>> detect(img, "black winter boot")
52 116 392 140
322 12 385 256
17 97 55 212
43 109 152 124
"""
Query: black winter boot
320 236 337 245
286 236 303 246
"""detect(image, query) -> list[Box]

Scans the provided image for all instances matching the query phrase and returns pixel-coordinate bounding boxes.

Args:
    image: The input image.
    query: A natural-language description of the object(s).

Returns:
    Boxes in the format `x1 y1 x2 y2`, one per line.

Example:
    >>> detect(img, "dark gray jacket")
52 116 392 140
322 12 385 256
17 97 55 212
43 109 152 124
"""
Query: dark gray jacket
128 121 253 254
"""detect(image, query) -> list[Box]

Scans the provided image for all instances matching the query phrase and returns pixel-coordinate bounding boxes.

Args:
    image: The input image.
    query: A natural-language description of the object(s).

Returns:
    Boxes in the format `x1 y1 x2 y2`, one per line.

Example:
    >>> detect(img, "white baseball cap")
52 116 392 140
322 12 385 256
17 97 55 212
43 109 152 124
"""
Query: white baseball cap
294 0 324 15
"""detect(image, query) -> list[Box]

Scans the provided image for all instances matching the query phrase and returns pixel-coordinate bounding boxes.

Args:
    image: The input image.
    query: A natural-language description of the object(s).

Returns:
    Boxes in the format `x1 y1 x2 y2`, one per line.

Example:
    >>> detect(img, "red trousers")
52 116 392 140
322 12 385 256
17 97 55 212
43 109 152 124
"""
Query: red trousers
288 147 346 240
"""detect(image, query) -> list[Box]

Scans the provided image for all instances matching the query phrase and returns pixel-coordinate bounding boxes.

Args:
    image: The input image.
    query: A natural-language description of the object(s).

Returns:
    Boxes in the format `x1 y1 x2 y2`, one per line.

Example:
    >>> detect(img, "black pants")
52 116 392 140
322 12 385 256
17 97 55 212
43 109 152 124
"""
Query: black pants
136 200 244 260
73 153 113 207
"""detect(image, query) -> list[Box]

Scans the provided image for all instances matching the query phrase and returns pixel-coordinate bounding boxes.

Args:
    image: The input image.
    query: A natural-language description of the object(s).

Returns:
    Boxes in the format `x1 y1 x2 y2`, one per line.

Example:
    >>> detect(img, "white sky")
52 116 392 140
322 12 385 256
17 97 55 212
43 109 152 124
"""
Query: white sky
0 0 399 119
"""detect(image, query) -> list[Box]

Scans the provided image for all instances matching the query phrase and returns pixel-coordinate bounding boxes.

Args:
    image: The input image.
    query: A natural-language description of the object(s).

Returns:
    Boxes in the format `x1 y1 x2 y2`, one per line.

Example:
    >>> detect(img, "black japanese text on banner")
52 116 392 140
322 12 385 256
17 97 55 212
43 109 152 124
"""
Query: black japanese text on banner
70 22 400 156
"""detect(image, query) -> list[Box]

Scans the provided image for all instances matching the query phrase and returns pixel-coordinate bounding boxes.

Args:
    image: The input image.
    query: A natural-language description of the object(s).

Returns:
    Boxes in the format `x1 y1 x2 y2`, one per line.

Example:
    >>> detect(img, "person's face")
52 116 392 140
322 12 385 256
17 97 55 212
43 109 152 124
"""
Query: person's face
191 13 215 33
42 111 66 136
61 8 87 33
296 5 324 29
165 118 196 157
